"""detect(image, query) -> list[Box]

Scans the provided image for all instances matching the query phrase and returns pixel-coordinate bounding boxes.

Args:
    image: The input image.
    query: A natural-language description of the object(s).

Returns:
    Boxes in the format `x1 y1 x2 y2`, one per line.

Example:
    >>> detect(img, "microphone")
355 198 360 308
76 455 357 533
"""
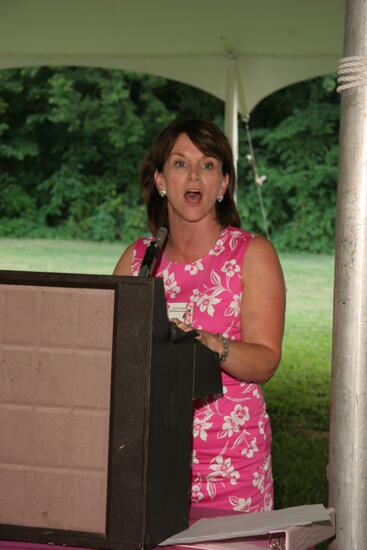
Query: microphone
138 226 168 277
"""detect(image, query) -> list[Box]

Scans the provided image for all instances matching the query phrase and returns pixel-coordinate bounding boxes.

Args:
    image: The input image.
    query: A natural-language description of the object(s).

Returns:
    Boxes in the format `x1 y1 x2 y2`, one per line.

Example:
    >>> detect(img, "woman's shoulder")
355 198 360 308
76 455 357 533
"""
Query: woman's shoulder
227 226 253 237
113 243 134 275
130 235 156 275
133 235 154 254
242 233 283 280
226 226 278 253
223 227 281 276
222 226 255 255
113 235 154 276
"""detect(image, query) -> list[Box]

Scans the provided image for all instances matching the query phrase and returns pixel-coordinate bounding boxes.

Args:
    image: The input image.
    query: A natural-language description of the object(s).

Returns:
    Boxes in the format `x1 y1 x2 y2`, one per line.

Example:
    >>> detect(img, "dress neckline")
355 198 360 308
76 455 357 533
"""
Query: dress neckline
161 227 229 267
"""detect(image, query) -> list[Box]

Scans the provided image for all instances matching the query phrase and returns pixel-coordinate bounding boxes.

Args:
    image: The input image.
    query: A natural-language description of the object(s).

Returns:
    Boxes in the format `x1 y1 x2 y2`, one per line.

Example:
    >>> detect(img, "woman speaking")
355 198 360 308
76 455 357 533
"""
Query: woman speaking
114 119 285 515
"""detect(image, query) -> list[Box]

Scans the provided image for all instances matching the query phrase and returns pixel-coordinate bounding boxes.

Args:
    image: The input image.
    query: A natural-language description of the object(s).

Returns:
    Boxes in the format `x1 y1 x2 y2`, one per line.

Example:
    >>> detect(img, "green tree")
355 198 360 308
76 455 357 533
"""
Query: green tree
237 75 339 253
0 67 339 251
0 67 174 240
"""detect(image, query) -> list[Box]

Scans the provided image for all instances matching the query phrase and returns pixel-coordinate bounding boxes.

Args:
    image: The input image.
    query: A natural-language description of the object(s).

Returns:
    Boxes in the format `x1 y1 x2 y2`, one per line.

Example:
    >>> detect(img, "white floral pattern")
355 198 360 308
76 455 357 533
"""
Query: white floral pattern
192 291 221 317
191 474 204 503
221 259 241 278
185 260 204 276
208 455 240 485
218 404 249 438
193 415 213 441
225 293 241 318
161 268 181 299
131 227 273 514
229 495 251 512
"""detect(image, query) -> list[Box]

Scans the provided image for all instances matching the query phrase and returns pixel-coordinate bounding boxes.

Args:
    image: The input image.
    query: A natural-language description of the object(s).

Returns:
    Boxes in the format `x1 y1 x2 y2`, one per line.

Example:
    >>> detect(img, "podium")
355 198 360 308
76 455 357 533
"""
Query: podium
0 271 222 550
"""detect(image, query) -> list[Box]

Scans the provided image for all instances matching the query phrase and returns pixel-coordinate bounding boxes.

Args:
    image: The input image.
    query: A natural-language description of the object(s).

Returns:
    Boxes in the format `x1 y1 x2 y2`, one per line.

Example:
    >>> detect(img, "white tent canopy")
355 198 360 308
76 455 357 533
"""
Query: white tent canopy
0 0 344 115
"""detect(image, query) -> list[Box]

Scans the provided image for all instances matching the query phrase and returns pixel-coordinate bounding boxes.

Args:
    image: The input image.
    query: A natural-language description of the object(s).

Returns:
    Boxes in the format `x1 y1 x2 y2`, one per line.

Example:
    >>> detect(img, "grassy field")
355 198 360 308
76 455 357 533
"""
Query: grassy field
0 238 125 274
0 238 334 536
266 253 333 511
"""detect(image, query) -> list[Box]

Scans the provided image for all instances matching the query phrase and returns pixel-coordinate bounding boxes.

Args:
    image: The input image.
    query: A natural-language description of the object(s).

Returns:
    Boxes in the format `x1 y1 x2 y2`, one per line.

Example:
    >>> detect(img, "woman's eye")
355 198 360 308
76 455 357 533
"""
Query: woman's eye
175 160 185 168
203 162 214 169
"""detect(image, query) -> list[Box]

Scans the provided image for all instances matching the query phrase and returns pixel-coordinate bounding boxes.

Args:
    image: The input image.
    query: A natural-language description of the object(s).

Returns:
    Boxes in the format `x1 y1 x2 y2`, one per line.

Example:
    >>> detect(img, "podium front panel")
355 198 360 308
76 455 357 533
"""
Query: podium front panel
0 271 220 549
0 277 115 541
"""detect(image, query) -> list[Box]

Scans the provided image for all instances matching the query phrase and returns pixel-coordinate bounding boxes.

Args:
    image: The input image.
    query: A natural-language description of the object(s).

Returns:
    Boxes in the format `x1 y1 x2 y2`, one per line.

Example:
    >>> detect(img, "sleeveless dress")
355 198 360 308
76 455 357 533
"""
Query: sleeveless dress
131 226 273 514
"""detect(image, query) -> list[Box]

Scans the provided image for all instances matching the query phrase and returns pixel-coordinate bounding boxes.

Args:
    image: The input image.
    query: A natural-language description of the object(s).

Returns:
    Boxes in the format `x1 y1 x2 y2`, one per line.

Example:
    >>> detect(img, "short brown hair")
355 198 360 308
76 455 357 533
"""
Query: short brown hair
141 119 241 234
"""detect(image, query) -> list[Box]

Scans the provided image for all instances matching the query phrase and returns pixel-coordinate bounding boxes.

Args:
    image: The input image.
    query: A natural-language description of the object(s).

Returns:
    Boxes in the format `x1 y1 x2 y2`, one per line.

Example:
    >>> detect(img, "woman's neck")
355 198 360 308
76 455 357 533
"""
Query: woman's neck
165 218 223 263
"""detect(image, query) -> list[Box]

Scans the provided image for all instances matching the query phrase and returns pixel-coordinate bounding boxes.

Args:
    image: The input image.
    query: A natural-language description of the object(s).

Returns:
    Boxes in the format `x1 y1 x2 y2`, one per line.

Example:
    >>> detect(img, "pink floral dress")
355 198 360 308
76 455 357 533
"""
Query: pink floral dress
131 226 273 514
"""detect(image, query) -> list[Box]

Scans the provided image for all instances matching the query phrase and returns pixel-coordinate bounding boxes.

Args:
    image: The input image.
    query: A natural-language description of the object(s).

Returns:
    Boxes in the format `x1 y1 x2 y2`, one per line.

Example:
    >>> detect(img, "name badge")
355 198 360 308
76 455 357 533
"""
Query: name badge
167 302 187 322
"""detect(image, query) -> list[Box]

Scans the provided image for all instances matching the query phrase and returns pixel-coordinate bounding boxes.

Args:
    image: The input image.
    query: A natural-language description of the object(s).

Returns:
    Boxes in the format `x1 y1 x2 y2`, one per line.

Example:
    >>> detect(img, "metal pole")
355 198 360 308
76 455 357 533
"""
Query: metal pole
224 55 239 176
329 0 367 548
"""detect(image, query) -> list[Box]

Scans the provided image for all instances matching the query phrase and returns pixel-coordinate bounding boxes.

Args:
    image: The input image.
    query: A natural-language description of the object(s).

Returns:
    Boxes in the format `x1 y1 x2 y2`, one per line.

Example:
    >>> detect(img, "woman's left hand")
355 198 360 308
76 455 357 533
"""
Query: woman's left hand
170 318 224 357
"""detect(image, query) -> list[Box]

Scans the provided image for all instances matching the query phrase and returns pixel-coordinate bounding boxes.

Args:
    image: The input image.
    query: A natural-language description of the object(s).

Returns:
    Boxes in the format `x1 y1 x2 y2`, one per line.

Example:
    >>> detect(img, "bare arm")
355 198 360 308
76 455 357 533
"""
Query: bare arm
173 236 286 383
113 243 135 276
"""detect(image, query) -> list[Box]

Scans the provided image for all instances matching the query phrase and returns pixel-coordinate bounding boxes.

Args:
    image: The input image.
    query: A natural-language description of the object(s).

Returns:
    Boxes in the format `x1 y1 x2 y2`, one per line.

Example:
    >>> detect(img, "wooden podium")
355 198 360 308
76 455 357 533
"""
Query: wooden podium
0 271 222 550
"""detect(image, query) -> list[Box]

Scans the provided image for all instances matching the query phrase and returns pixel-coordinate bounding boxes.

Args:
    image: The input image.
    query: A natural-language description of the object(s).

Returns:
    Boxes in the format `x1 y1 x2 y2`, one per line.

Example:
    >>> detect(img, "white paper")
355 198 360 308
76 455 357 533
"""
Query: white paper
159 504 330 545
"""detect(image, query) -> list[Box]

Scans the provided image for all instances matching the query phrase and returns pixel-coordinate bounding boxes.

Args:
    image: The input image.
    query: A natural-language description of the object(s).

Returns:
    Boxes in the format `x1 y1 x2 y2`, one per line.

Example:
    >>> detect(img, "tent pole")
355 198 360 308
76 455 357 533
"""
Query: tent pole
328 0 367 548
224 55 238 181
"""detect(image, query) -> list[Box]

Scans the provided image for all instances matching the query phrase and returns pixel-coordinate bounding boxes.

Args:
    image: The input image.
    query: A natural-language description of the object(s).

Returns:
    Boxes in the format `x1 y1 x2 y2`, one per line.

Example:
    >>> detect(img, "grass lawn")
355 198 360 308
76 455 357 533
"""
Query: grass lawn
265 253 333 512
0 238 334 534
0 238 125 274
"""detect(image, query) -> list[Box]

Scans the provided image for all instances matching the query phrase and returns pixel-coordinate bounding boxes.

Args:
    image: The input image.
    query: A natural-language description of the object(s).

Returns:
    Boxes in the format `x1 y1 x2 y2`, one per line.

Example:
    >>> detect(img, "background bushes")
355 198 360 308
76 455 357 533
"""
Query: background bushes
0 67 339 251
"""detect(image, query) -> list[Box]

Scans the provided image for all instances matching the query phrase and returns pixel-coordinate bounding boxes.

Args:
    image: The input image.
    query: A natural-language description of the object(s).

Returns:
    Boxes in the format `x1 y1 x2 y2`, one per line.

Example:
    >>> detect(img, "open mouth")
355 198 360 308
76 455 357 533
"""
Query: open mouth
185 190 202 204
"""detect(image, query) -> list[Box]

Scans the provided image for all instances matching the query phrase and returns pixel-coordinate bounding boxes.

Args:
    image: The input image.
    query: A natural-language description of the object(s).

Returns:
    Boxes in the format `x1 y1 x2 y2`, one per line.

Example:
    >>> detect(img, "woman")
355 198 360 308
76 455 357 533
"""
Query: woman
114 119 285 514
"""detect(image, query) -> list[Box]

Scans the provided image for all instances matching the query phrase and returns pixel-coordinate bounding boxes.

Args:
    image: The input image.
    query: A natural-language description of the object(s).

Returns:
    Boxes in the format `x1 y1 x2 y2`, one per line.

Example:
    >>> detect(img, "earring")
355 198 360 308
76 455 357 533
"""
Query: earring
217 194 224 203
159 189 166 198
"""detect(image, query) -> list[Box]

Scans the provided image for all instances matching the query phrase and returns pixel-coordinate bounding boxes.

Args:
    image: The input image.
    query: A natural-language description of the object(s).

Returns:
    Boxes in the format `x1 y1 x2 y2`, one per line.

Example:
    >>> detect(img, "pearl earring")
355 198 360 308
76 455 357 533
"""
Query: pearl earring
159 189 166 198
217 194 224 203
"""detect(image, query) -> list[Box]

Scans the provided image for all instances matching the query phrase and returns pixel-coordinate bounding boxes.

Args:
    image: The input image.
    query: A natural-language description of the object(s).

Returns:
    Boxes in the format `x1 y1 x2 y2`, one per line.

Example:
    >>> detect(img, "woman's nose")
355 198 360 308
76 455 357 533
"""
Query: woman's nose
188 166 200 180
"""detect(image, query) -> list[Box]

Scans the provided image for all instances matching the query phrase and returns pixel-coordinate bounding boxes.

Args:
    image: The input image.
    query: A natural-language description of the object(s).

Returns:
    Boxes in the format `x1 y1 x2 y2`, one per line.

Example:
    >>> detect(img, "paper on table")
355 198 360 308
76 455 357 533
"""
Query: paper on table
159 504 330 545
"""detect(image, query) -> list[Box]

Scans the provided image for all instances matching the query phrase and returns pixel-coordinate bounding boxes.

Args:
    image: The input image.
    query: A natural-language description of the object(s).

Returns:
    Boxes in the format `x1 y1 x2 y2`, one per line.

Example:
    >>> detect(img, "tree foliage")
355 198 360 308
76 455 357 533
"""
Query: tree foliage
0 67 339 251
237 76 339 253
